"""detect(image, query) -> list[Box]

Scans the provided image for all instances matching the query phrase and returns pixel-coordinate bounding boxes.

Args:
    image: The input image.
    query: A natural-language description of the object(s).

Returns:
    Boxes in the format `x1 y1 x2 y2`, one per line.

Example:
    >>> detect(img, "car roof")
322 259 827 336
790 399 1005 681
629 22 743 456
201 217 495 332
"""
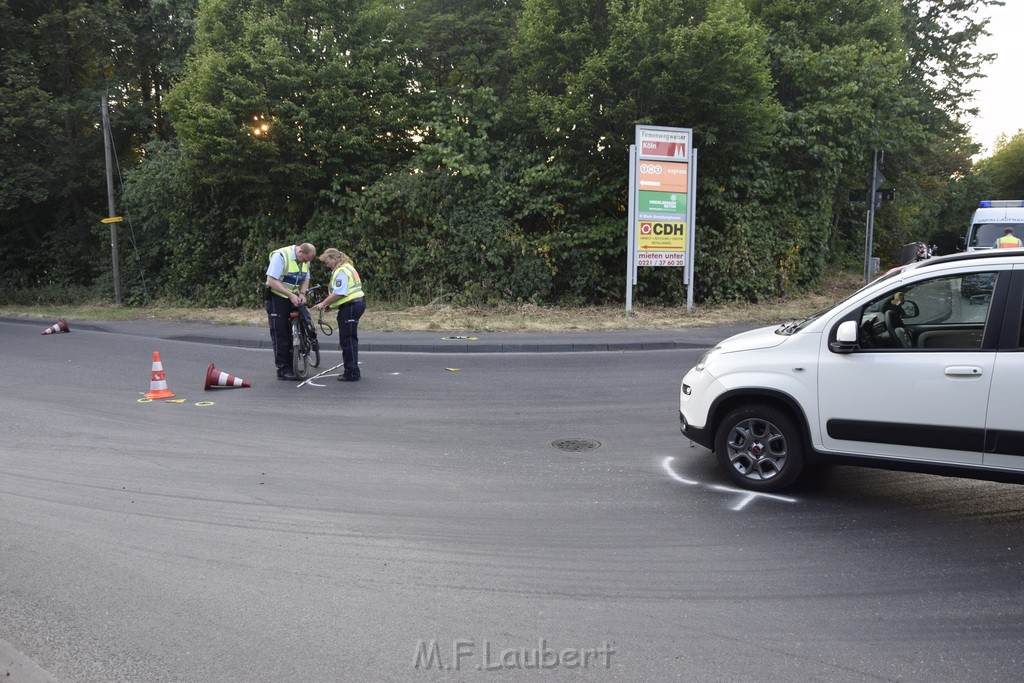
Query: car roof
910 250 1024 272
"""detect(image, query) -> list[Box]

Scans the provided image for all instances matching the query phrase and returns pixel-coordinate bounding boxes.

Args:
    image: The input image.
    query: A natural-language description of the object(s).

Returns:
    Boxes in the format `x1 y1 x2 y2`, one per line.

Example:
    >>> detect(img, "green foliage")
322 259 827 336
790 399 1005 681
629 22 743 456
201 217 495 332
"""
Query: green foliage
0 0 196 301
975 131 1024 199
1 0 1007 307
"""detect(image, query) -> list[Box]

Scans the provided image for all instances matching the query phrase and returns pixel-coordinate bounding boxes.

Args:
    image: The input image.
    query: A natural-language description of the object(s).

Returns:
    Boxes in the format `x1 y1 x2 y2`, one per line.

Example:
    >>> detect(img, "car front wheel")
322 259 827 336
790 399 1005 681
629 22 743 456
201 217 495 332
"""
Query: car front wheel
715 404 805 492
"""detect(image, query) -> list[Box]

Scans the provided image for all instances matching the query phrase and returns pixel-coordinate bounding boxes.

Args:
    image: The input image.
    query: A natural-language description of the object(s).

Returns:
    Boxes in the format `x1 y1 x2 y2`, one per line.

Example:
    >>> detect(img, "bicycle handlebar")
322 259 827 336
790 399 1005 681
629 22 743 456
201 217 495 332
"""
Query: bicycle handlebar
296 284 333 335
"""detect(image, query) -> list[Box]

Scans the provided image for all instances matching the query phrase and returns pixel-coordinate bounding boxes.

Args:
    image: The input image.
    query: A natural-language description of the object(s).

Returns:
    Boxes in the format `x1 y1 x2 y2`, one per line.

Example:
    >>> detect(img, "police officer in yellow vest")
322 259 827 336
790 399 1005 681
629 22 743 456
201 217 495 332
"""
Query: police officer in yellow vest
993 228 1022 249
266 243 316 380
313 248 366 382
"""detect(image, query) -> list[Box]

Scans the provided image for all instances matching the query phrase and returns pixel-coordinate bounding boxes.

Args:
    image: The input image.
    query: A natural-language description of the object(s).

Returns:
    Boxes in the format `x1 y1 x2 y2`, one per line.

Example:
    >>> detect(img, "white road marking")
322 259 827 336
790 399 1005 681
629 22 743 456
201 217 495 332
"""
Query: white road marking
709 484 797 510
662 456 698 485
663 457 799 509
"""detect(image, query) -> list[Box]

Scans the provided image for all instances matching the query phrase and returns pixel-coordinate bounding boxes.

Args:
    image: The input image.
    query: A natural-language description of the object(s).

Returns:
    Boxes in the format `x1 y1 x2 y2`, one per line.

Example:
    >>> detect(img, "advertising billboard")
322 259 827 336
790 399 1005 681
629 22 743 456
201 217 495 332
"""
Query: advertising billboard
627 126 696 312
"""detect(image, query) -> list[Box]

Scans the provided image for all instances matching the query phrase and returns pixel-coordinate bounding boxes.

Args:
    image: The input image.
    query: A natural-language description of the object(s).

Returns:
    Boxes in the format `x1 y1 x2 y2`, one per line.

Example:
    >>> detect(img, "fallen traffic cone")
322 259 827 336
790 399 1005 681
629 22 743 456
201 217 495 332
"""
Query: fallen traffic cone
204 363 251 390
144 351 175 399
41 318 70 335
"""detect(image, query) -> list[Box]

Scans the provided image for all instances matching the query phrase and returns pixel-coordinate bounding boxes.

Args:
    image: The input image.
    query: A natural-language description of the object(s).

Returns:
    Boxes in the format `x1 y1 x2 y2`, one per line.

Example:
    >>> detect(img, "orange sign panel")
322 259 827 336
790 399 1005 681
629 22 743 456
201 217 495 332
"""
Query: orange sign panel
637 161 688 194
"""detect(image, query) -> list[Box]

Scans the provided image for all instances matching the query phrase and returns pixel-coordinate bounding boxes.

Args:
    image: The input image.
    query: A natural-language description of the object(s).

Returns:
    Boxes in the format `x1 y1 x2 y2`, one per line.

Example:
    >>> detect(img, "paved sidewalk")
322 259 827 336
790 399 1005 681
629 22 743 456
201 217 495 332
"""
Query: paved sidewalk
3 316 762 352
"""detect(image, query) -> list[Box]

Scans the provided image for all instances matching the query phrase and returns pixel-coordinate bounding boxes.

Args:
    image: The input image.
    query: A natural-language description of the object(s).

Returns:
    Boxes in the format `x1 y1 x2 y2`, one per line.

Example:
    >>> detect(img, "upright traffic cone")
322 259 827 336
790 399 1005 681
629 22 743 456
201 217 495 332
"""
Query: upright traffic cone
144 351 175 399
41 318 70 335
204 363 251 390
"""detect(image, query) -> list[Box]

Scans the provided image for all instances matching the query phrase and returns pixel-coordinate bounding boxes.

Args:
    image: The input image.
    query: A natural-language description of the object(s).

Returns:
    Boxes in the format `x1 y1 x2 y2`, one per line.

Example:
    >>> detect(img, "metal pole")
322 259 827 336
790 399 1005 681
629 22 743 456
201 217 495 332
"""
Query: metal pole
863 149 879 285
862 203 871 285
626 144 637 314
686 148 697 314
101 94 122 304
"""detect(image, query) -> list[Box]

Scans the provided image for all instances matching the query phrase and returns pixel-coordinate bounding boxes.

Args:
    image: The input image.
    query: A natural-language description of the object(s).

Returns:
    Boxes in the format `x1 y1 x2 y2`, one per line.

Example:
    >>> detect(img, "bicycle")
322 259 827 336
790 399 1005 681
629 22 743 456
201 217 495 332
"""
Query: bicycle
290 284 334 379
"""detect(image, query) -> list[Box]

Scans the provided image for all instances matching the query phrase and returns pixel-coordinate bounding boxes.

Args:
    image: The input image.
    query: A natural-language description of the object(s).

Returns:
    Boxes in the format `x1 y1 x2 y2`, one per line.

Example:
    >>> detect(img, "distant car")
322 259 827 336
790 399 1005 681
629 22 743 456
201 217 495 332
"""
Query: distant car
679 250 1024 491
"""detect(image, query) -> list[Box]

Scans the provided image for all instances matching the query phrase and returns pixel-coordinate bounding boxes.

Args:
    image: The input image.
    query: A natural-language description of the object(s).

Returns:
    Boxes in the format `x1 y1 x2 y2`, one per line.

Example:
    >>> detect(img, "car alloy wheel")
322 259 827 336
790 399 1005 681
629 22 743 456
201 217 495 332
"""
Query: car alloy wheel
715 404 805 491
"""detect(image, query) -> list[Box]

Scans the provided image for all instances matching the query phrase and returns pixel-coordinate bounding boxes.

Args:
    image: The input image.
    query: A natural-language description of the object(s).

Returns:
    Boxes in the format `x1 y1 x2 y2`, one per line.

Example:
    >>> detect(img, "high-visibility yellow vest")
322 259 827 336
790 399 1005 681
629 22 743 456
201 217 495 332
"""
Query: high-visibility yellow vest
329 262 364 307
996 234 1022 248
268 246 309 297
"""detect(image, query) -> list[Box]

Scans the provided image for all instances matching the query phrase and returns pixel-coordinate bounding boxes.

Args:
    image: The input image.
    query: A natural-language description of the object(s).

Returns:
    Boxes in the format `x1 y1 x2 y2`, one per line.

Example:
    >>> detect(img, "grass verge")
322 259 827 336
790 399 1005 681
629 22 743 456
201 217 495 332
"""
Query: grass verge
0 271 864 332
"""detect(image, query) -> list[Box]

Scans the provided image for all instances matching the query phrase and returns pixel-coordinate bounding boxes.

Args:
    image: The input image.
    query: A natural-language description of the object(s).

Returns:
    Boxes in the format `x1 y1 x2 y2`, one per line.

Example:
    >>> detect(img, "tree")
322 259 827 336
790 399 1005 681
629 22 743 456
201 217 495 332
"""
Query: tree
512 0 786 301
900 0 1000 130
974 130 1024 198
143 0 419 303
399 0 521 97
0 0 123 291
4 0 1008 306
0 0 196 299
116 0 197 143
877 0 999 260
750 0 912 279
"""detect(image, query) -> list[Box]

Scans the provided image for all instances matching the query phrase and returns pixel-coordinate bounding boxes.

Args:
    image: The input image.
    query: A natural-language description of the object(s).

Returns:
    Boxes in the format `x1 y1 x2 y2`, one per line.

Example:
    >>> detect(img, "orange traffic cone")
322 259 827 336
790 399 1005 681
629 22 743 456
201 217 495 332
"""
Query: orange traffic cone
204 363 251 390
41 318 70 335
144 351 175 399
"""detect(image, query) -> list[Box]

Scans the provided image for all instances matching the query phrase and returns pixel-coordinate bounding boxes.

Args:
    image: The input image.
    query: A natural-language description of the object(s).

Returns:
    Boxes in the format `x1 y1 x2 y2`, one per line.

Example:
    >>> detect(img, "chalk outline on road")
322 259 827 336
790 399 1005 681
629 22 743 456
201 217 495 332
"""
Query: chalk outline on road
661 456 797 510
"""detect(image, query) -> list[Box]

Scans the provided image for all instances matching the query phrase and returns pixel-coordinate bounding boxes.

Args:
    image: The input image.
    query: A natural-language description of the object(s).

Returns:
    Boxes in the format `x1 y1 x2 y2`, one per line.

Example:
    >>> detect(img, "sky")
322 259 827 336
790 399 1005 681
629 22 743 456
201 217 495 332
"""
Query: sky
968 1 1024 156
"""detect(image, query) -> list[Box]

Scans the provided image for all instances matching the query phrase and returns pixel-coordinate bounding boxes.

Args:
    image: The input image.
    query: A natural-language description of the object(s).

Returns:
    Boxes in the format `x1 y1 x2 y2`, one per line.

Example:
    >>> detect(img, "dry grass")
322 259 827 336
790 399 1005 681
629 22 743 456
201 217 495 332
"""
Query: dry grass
1 271 865 332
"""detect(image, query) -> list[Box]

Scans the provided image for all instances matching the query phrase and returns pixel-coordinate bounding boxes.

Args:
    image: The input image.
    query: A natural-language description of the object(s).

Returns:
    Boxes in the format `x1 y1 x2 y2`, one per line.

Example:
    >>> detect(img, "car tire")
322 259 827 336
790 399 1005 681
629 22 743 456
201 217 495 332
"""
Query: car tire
715 404 805 492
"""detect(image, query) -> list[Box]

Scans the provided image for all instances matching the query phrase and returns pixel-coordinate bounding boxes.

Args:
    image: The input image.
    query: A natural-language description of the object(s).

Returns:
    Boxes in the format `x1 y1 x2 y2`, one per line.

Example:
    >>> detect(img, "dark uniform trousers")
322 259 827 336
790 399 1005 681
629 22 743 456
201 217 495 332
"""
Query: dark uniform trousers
266 294 297 373
336 297 366 379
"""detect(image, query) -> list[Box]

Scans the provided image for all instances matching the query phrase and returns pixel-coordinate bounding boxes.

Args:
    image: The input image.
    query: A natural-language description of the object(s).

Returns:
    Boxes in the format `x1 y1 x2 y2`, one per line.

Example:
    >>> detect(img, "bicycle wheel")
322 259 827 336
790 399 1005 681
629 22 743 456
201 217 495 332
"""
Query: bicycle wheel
291 318 310 379
304 320 321 368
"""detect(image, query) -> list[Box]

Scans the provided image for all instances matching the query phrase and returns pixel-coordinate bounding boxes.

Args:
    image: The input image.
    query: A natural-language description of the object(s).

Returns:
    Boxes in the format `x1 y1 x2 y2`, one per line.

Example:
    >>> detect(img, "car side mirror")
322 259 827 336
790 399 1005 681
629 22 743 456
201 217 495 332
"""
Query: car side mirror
900 300 919 318
829 320 860 354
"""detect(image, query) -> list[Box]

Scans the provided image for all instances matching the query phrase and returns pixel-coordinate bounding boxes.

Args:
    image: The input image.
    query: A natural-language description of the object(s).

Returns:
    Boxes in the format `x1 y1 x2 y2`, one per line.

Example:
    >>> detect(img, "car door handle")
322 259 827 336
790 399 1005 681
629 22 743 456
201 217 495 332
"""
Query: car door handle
944 366 983 377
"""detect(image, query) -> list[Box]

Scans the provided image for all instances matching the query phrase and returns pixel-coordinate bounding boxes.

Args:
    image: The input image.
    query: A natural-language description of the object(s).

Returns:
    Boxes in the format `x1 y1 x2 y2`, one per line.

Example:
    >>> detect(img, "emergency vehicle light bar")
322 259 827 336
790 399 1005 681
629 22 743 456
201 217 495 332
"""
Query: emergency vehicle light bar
979 200 1024 208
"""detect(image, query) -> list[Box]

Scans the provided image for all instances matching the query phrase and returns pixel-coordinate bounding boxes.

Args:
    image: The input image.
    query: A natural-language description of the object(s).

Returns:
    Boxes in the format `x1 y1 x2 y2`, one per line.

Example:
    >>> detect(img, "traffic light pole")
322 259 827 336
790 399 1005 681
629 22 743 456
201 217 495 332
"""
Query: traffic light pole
863 149 882 285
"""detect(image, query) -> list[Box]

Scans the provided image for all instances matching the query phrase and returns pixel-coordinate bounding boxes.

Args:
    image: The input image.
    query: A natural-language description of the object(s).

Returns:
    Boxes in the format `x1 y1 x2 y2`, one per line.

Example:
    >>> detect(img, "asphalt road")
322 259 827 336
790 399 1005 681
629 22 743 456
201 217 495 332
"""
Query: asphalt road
2 319 1024 681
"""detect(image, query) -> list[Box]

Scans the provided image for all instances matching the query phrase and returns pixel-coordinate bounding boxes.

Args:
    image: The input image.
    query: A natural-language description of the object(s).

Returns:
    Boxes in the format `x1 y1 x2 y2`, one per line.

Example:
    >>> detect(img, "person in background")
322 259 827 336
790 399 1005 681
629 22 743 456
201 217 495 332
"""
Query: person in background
265 243 316 380
314 248 366 382
993 227 1022 249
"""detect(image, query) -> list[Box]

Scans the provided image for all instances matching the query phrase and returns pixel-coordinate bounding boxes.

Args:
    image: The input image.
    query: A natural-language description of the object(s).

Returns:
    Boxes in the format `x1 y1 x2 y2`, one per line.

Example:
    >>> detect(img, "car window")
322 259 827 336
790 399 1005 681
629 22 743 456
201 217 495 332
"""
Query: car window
856 272 996 350
971 223 1019 248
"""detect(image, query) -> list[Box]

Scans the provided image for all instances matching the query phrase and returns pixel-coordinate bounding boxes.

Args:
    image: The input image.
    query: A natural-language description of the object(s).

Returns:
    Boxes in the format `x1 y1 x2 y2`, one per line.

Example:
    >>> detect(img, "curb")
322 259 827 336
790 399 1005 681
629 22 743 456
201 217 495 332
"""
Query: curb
3 316 737 353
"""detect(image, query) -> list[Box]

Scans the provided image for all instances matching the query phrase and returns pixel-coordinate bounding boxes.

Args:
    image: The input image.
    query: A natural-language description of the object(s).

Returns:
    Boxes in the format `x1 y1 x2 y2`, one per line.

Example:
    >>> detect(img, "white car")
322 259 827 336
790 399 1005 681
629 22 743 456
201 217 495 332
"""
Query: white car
679 250 1024 491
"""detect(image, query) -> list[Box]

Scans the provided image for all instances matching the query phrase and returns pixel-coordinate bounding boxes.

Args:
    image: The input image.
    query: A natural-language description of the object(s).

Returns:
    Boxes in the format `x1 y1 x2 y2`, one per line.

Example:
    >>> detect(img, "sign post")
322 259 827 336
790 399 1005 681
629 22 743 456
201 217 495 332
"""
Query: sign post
626 126 696 313
626 144 637 313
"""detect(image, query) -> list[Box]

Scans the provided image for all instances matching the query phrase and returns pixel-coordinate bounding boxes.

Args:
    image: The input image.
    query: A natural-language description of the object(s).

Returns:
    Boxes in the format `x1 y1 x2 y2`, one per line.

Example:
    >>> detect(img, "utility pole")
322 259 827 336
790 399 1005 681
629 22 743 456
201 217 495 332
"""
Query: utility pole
101 94 122 304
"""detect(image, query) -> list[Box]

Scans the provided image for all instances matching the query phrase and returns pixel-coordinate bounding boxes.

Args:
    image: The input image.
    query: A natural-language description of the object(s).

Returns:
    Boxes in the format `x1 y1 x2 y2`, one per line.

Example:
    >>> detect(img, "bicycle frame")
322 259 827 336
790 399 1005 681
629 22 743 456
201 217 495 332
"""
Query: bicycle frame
289 286 328 379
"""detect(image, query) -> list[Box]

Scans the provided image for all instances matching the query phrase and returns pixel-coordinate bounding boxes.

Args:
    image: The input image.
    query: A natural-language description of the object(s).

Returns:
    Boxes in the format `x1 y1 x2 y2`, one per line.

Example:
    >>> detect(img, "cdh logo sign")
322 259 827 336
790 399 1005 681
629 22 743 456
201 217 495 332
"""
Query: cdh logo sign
639 222 684 236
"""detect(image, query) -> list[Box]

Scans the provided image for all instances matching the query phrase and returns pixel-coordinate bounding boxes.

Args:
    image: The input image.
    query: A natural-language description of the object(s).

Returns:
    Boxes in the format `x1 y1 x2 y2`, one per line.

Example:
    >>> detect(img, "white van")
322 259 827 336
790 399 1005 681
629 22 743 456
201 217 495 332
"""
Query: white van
961 200 1024 251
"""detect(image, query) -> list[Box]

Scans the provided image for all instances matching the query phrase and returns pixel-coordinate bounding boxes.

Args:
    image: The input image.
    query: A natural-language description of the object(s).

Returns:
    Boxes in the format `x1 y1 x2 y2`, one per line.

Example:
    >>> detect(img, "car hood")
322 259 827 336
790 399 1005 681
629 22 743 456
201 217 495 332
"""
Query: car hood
717 325 788 353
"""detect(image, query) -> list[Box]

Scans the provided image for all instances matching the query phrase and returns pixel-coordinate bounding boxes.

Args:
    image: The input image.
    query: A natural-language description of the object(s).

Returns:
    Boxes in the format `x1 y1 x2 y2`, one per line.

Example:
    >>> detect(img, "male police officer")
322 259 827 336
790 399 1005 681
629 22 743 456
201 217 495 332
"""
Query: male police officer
266 243 316 380
994 228 1022 249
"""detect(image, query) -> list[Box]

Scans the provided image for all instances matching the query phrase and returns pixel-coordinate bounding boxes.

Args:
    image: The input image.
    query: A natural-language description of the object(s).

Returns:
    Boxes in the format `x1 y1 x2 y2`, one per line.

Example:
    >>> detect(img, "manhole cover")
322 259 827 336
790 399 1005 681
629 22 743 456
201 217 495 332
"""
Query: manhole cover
552 439 602 452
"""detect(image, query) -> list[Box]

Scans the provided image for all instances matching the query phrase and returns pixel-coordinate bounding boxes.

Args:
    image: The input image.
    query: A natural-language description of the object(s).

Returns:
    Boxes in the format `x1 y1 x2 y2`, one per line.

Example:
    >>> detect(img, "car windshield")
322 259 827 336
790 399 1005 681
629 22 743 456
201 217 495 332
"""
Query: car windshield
775 266 908 336
970 223 1019 248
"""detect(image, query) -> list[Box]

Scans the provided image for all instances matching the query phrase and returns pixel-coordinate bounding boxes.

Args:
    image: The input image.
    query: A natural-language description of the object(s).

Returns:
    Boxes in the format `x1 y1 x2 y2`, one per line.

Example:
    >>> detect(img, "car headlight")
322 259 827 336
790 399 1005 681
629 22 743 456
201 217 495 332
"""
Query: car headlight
695 345 721 372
